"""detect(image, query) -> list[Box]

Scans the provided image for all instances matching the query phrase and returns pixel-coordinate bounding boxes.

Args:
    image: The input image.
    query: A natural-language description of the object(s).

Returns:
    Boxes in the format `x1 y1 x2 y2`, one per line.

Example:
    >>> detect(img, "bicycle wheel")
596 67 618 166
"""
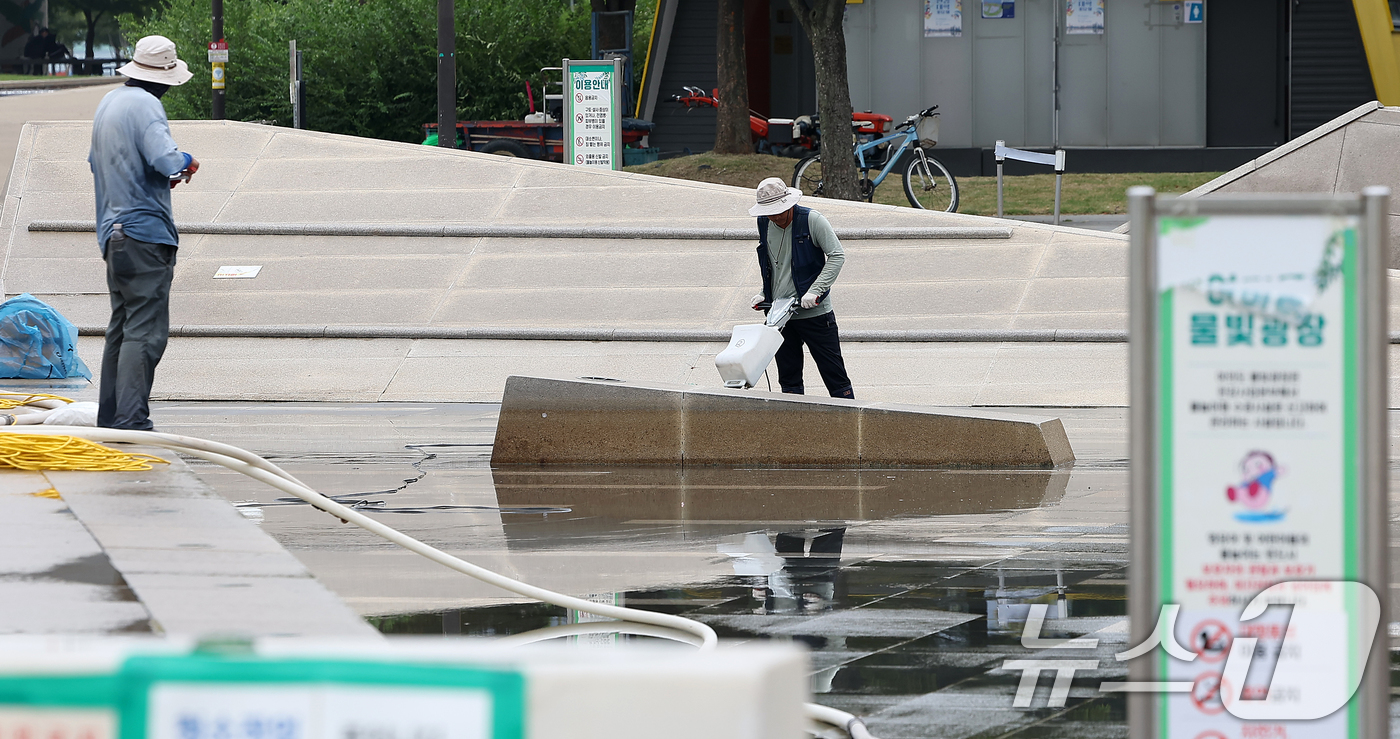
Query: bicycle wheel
902 151 959 212
792 154 825 198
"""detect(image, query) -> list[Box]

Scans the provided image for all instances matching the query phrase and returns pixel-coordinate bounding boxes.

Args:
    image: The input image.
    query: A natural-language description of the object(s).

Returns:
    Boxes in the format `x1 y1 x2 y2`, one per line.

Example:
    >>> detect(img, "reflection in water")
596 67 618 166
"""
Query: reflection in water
367 559 1135 736
720 528 847 616
491 466 1069 532
987 568 1075 635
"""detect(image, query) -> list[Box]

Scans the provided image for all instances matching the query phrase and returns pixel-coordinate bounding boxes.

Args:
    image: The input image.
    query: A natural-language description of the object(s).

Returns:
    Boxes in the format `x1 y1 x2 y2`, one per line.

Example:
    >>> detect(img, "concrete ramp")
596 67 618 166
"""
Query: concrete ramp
1167 101 1400 266
491 375 1074 467
2 119 1134 406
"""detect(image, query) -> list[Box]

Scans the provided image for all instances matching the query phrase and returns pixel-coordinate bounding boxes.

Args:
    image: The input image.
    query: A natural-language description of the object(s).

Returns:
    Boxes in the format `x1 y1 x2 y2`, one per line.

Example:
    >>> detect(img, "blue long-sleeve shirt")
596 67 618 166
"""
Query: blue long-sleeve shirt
88 85 191 252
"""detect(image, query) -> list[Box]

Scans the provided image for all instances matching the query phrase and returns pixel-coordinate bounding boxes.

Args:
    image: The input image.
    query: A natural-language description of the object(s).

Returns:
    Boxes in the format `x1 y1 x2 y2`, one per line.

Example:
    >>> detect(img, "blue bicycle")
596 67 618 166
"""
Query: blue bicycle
791 105 958 212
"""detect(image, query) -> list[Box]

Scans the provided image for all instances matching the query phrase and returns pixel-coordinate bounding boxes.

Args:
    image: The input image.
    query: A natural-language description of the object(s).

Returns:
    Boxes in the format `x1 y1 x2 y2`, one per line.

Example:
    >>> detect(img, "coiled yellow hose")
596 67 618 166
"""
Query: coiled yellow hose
0 433 169 471
0 392 73 409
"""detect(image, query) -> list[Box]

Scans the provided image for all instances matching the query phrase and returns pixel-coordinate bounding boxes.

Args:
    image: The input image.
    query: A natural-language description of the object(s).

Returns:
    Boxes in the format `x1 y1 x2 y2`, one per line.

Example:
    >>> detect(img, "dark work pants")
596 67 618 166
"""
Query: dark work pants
98 234 176 430
774 312 854 399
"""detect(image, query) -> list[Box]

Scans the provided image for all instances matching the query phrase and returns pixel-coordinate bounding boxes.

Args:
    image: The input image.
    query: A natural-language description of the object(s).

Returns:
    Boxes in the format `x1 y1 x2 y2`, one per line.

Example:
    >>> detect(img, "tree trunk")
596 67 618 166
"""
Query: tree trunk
789 0 859 200
82 10 102 76
714 0 751 155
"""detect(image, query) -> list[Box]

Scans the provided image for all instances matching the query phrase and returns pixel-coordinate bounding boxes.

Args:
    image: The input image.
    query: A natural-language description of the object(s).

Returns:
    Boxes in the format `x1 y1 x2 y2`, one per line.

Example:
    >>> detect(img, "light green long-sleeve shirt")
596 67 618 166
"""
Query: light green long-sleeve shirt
764 210 845 320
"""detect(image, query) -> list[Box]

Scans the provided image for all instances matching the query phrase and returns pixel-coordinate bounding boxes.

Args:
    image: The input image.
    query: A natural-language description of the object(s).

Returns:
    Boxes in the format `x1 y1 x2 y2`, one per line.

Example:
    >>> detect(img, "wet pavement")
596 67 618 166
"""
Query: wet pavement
140 401 1400 736
152 401 1136 737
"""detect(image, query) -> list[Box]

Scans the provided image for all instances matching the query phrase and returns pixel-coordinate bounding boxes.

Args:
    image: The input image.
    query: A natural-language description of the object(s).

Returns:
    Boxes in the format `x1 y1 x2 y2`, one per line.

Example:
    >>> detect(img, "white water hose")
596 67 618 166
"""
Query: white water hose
0 421 880 739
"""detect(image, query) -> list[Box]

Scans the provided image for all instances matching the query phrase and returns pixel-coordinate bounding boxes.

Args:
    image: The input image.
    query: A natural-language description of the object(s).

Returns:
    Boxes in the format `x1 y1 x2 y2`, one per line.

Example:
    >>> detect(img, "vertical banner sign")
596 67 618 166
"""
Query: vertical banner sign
1128 189 1390 739
1065 0 1104 34
924 0 962 37
564 58 623 171
207 40 228 90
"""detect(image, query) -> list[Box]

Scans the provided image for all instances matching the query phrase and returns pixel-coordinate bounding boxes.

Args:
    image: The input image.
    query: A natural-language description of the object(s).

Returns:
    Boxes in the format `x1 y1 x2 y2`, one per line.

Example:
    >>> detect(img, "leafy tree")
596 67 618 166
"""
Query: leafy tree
53 0 155 73
0 0 45 49
119 0 614 143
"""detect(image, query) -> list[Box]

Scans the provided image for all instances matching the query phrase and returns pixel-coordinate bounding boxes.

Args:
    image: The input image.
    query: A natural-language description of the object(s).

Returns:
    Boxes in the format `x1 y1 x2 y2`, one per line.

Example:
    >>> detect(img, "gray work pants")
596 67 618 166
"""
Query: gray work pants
98 232 176 430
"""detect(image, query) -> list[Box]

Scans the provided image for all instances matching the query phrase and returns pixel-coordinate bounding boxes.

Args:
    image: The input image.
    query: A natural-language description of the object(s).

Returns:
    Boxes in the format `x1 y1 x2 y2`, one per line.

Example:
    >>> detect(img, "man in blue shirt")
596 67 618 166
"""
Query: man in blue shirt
89 35 197 430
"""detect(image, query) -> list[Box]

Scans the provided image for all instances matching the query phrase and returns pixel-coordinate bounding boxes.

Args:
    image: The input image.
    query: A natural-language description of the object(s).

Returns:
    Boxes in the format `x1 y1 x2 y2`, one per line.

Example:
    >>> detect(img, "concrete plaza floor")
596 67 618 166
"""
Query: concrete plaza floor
98 400 1400 737
169 400 1133 738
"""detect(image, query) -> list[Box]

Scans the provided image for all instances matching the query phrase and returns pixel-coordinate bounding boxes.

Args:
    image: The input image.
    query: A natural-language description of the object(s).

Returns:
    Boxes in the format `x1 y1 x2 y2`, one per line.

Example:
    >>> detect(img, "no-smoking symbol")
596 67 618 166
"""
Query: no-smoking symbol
576 93 584 103
1190 672 1228 715
1193 732 1228 739
1190 619 1232 663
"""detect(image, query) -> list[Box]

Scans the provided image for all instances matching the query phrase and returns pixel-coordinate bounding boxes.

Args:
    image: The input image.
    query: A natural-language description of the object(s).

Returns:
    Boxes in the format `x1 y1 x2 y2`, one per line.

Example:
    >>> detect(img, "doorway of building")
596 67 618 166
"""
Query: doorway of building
1206 0 1288 147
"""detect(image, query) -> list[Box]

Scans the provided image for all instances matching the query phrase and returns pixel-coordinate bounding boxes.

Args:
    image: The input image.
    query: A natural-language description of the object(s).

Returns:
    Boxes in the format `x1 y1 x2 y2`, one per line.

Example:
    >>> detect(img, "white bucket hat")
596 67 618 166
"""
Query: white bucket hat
749 177 803 217
117 35 193 86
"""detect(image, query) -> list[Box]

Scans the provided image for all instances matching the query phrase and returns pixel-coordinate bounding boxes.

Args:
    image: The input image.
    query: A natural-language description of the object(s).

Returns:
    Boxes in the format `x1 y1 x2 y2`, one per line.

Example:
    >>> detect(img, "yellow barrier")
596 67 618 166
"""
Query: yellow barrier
1354 0 1400 106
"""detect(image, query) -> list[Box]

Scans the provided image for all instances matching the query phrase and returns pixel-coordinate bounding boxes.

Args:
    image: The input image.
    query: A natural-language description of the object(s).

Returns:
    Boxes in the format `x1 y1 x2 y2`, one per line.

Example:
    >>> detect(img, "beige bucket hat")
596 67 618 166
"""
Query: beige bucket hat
749 177 803 216
117 36 193 86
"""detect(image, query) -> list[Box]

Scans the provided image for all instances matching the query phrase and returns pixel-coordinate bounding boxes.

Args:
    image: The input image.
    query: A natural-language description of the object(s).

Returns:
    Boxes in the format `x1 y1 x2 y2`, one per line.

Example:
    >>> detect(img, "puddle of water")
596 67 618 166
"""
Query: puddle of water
368 559 1131 738
28 553 142 602
12 553 153 633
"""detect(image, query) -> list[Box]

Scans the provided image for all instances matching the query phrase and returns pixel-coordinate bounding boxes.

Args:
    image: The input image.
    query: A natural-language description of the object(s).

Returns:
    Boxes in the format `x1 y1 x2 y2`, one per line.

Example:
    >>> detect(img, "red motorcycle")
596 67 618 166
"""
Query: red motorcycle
671 87 895 159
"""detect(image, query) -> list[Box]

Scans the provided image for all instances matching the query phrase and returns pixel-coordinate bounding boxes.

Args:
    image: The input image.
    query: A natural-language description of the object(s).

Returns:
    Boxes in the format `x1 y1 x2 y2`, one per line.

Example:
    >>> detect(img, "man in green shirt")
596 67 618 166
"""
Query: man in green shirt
748 177 854 399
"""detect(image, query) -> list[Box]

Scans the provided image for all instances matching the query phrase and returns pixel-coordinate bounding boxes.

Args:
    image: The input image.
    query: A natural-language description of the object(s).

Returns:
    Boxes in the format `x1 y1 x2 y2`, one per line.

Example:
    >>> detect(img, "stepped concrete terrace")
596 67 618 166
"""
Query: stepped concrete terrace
4 119 1139 407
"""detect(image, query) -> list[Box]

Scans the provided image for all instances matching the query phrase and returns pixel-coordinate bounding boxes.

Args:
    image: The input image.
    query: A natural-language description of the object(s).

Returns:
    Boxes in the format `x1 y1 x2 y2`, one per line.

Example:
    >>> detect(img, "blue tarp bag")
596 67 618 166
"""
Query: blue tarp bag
0 293 91 379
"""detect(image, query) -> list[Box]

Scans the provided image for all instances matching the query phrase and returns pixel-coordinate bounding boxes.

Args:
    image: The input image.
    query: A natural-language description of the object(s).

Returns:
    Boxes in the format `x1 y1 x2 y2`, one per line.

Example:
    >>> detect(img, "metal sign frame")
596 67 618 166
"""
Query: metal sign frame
1128 187 1390 738
563 58 624 171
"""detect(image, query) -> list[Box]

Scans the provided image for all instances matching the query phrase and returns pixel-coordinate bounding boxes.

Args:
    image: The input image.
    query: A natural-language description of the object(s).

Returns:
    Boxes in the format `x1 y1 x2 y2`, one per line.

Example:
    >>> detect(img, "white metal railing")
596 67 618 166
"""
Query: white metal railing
995 140 1068 225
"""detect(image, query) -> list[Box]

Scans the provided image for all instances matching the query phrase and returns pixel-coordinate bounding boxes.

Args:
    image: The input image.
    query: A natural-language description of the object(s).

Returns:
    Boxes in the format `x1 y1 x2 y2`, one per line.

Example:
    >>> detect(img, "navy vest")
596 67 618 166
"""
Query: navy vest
757 206 828 303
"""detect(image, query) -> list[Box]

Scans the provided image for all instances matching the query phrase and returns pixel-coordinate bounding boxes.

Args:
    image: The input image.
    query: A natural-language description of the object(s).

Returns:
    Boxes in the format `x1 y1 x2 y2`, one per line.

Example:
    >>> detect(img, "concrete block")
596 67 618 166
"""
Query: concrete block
492 376 1076 467
838 281 1026 317
1017 277 1127 314
237 156 521 192
683 387 863 466
838 244 1044 283
462 252 746 289
1035 240 1128 278
1217 128 1345 195
431 286 733 326
861 403 1074 467
492 375 685 464
1333 121 1400 200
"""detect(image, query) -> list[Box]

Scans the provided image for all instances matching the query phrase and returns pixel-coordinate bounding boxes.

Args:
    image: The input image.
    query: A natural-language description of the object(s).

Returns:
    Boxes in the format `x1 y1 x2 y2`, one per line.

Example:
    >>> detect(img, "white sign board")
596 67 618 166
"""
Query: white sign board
1065 0 1104 34
563 59 622 171
1128 190 1390 739
924 0 962 37
149 684 491 739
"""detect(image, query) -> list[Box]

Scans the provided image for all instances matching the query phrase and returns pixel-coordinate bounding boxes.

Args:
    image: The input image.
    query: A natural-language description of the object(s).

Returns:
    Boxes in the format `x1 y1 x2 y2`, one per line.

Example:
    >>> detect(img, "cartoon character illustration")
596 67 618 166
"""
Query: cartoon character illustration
1226 451 1286 522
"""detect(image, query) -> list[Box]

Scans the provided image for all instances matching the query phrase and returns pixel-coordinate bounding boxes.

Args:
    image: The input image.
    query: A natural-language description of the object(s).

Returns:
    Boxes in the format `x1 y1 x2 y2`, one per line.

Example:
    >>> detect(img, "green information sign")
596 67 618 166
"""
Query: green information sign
1128 189 1390 739
0 654 526 739
563 58 623 171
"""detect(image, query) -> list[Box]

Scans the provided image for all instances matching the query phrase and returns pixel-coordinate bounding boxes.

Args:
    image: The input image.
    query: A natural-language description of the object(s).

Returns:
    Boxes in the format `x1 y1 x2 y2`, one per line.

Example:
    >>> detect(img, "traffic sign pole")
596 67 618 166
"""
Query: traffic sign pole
211 0 224 119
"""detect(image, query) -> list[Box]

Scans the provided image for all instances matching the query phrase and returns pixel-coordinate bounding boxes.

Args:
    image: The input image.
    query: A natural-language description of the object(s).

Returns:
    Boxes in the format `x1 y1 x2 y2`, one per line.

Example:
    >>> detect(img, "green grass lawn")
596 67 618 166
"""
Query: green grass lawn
625 152 1221 216
0 73 71 81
